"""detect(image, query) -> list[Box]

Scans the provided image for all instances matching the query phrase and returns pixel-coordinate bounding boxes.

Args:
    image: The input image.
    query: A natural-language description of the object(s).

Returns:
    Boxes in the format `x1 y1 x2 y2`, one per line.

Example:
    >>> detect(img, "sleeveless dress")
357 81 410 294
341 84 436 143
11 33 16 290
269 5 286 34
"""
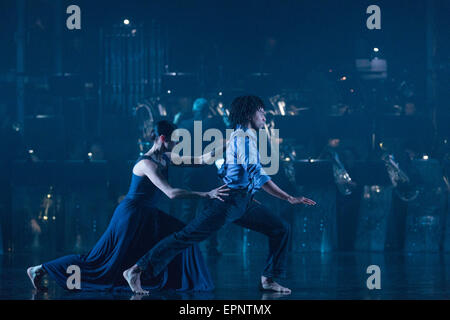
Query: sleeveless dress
42 155 214 292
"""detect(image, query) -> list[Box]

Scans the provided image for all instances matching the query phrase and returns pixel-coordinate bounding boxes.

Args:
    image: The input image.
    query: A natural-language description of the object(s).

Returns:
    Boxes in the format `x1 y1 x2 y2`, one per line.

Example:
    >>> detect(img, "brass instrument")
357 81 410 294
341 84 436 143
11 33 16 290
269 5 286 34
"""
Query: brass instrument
381 153 419 201
134 98 157 154
330 151 355 196
215 101 231 127
268 92 310 116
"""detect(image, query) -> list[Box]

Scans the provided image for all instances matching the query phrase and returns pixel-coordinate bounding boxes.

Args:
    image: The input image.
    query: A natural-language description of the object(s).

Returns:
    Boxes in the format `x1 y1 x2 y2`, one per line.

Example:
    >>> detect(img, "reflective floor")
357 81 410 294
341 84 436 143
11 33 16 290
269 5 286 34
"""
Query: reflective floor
1 251 450 300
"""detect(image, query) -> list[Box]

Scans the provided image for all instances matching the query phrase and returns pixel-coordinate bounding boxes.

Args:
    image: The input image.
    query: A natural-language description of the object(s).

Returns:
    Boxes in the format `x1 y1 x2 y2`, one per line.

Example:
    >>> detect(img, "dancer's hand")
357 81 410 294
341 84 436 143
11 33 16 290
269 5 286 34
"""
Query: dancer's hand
287 196 316 206
206 184 230 202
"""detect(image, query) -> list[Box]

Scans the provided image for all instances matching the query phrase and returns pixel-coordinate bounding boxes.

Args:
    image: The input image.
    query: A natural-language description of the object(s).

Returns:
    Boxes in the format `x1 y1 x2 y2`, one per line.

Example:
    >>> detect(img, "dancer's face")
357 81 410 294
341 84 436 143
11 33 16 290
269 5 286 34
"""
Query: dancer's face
250 108 266 130
162 138 176 152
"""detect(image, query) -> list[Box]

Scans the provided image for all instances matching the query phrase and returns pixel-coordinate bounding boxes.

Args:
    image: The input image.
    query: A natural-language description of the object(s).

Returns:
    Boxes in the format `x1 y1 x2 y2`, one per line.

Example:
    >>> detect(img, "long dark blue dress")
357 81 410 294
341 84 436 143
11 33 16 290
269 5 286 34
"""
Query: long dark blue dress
42 155 214 292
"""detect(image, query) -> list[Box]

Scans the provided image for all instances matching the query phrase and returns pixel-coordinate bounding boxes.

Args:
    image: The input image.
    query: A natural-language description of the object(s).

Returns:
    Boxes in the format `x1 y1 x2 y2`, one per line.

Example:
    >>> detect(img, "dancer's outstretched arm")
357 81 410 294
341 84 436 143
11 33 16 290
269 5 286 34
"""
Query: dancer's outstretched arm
165 140 226 167
261 180 316 206
137 158 229 201
232 132 316 206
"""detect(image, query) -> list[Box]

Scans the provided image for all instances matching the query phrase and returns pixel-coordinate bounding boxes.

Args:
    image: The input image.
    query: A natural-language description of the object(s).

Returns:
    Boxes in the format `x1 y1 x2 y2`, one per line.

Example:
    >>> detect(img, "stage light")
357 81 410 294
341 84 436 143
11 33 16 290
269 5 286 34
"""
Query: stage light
422 155 429 160
87 152 93 160
340 76 347 81
28 149 34 154
167 90 171 94
123 19 130 25
218 92 223 96
373 47 379 52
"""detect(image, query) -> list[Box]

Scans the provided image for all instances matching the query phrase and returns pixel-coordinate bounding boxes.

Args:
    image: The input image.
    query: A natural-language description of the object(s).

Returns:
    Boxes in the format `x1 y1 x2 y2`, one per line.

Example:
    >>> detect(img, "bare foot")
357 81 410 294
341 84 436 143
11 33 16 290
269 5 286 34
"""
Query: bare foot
130 293 144 300
261 292 291 300
27 265 47 291
123 266 149 295
260 276 291 294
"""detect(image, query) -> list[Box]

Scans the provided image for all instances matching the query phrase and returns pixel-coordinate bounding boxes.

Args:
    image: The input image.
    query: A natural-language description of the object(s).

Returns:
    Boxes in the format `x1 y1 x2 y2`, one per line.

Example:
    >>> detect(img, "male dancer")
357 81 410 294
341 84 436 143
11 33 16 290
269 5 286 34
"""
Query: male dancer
124 95 316 294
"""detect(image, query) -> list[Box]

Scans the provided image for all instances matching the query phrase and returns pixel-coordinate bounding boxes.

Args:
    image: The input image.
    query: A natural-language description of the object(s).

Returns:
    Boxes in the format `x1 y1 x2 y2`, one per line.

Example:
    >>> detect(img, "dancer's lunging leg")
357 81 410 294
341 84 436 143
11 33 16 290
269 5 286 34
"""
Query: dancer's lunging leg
234 202 291 293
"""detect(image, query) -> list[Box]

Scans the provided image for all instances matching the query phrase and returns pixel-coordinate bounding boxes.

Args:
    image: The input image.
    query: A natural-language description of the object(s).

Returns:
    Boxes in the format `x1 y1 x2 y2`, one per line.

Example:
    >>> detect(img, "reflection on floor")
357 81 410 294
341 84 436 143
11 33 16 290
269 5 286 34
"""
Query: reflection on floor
1 251 450 300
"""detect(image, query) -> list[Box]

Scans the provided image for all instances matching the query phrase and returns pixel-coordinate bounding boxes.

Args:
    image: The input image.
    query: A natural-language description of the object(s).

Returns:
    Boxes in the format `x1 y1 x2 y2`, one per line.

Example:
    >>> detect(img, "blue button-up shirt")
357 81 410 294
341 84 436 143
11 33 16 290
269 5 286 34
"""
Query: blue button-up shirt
218 126 271 194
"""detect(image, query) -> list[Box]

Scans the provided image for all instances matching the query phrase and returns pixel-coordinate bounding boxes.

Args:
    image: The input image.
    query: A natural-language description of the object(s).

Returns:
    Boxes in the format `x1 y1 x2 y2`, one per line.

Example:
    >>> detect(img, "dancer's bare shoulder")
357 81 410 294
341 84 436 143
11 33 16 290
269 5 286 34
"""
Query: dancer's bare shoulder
133 157 157 177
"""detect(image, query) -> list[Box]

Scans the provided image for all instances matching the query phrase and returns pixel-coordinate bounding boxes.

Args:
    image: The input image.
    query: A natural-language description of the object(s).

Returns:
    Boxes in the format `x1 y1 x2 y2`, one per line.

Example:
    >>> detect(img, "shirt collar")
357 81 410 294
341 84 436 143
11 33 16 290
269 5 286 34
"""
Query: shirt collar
235 125 257 140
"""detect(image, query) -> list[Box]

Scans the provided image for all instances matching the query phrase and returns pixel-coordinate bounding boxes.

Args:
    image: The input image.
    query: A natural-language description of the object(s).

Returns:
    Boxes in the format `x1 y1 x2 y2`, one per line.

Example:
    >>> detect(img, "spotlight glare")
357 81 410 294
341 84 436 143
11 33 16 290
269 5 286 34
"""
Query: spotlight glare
123 19 130 25
373 47 379 52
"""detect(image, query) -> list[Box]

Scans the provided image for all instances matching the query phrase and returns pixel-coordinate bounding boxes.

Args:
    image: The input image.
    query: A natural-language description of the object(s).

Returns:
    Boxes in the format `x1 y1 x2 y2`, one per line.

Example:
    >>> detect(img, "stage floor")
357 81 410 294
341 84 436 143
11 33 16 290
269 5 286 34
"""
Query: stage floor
1 251 450 300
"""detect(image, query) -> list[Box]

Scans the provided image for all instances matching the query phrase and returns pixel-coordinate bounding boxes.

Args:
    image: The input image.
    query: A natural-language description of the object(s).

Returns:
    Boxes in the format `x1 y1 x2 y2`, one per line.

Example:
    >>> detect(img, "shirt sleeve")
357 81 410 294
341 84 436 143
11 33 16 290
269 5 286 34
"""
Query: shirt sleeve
234 134 271 190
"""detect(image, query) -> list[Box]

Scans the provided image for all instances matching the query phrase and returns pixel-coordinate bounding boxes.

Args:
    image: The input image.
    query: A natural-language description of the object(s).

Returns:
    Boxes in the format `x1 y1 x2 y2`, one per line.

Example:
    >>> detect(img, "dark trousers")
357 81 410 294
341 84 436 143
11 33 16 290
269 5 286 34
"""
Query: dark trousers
137 191 290 279
181 197 219 251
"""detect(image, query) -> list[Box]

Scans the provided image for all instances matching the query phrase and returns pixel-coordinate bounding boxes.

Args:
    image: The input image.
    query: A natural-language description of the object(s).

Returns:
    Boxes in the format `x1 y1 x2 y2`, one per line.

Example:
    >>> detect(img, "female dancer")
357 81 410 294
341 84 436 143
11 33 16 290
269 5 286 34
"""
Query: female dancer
27 120 228 293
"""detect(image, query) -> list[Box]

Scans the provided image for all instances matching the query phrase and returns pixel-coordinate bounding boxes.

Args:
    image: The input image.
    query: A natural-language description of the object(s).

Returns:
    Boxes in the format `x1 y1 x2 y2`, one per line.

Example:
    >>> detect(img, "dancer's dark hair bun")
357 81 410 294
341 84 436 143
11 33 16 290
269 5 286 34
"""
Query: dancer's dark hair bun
150 120 177 141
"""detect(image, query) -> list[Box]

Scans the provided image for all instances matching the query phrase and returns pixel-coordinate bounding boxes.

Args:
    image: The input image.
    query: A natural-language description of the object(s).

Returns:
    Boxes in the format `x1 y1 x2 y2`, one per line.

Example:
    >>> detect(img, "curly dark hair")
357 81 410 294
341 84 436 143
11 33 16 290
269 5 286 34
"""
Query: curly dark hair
229 95 265 128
